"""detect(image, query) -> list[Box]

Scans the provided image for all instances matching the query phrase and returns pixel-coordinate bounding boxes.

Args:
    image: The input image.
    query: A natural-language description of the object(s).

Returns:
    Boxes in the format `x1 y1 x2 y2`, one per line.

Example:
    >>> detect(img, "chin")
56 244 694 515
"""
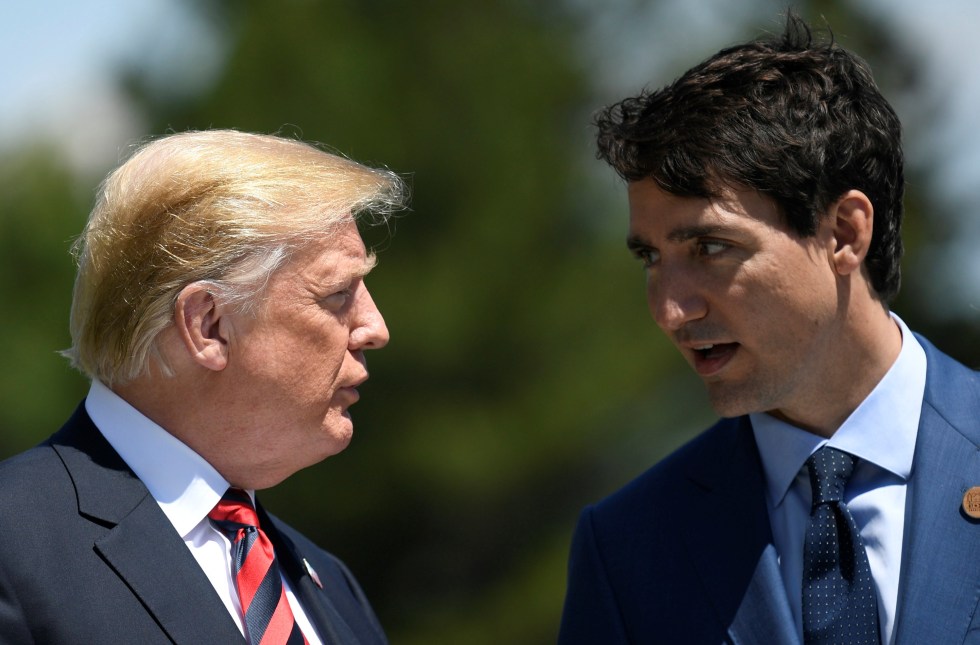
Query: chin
320 421 354 455
705 387 759 419
294 440 350 476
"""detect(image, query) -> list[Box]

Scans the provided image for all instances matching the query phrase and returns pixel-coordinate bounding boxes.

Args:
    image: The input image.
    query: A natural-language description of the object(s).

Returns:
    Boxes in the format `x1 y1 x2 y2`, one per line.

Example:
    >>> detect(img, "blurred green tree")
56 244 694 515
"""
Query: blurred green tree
123 1 685 641
0 150 89 455
1 1 978 644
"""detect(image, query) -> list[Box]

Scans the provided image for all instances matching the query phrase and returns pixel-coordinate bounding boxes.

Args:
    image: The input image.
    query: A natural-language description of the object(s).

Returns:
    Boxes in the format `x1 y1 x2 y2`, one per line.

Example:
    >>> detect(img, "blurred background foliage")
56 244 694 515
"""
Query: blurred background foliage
2 0 978 643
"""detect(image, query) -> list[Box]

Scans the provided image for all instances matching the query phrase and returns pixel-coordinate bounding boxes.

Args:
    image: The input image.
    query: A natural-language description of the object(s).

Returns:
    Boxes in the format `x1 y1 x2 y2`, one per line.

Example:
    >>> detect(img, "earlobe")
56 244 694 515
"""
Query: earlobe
830 190 874 276
174 283 230 371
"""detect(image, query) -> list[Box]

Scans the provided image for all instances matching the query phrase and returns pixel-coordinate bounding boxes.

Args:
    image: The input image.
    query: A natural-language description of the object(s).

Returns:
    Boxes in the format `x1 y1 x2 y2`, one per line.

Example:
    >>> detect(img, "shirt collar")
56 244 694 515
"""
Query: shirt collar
751 313 926 508
85 380 231 537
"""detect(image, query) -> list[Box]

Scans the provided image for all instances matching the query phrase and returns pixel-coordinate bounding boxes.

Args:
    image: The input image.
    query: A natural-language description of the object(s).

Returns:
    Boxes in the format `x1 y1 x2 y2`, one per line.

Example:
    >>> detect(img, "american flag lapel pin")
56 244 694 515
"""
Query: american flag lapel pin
303 558 324 589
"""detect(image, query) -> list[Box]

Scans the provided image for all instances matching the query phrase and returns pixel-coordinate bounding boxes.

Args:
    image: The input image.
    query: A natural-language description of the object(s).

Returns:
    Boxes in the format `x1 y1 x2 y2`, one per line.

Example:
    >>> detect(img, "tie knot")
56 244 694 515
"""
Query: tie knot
208 488 259 531
806 446 856 506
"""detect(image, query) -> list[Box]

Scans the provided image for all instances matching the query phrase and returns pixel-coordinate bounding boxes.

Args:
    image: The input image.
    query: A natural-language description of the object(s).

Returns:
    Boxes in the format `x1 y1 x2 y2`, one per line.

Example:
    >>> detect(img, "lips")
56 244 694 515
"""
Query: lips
337 385 361 404
690 342 739 376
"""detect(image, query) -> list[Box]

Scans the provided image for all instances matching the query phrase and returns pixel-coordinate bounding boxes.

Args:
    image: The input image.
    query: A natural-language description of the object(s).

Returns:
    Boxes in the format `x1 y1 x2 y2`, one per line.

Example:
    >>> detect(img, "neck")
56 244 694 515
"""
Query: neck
774 301 902 438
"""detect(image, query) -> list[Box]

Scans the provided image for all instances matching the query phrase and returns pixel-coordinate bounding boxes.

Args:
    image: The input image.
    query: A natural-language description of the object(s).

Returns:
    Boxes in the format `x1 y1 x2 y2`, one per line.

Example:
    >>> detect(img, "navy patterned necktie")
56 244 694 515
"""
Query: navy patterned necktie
802 447 880 644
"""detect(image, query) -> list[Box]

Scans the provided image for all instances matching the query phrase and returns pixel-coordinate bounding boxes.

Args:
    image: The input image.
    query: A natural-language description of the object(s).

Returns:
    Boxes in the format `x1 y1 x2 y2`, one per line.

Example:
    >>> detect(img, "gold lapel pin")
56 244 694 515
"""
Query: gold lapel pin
963 487 980 519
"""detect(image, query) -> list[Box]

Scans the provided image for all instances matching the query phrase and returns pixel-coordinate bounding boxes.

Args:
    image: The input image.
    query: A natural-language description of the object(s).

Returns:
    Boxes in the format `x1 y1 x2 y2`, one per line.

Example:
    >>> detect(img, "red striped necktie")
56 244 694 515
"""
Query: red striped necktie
209 488 309 645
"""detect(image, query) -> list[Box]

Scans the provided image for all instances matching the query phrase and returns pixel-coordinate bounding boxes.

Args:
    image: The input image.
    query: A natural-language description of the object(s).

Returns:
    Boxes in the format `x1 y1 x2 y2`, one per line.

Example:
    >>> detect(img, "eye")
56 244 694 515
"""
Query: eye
632 246 660 268
697 240 729 256
321 288 352 311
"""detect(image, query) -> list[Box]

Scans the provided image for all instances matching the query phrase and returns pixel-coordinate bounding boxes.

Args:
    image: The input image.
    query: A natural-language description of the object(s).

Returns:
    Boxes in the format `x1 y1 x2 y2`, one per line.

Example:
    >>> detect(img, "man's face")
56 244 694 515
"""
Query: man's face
627 179 844 426
226 220 389 483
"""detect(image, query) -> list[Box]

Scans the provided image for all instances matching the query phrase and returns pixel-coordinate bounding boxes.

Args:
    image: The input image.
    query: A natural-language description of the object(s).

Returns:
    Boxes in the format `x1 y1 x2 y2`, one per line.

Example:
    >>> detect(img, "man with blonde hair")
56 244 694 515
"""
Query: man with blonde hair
0 130 406 644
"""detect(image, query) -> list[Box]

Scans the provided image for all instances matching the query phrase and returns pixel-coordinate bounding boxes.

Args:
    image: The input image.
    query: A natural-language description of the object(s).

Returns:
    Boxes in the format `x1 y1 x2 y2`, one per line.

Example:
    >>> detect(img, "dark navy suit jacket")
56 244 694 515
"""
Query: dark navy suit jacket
0 404 387 644
559 336 980 644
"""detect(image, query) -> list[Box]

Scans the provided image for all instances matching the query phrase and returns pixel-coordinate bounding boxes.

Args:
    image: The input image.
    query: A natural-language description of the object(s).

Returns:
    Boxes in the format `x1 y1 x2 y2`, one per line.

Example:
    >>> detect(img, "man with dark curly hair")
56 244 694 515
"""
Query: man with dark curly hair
560 15 980 645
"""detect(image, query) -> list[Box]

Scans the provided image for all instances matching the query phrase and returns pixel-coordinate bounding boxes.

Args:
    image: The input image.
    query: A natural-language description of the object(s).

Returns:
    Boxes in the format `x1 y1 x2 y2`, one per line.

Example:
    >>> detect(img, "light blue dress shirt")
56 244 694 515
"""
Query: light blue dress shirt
750 314 925 645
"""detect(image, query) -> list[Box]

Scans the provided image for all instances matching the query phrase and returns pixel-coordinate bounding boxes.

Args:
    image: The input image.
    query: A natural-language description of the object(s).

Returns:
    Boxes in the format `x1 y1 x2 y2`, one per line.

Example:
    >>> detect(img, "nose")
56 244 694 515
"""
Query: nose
350 285 390 350
648 267 707 332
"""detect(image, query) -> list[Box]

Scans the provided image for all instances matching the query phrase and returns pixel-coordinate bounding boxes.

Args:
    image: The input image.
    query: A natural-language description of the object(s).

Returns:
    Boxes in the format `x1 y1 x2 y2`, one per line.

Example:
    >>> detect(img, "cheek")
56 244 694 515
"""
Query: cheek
297 328 352 384
318 347 350 386
750 273 836 345
245 325 346 386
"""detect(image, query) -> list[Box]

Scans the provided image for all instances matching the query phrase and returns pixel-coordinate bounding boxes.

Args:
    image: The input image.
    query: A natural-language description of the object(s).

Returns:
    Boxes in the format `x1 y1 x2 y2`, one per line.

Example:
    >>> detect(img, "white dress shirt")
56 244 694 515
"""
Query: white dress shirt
750 313 925 645
85 380 322 644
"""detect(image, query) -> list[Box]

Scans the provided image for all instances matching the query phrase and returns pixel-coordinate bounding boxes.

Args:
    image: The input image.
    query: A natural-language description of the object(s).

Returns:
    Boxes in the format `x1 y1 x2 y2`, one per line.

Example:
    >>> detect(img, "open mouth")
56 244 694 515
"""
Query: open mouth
691 343 738 376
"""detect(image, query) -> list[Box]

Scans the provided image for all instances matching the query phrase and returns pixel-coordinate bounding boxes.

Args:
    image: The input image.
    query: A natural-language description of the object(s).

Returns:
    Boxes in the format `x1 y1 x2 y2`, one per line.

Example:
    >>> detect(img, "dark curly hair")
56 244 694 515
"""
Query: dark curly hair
595 14 904 302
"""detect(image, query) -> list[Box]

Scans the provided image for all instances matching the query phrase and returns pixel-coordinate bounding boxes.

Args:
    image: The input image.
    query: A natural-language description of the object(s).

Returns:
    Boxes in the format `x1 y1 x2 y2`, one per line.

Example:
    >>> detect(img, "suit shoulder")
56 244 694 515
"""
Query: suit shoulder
265 513 387 642
270 516 347 571
0 402 92 503
0 441 68 505
589 416 747 524
917 333 980 381
917 333 980 442
266 513 370 600
0 439 82 576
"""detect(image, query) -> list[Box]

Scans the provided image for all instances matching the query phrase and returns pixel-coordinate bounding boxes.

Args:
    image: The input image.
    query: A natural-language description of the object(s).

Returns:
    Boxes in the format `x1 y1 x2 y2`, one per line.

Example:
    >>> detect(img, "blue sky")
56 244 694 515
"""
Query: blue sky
0 0 215 172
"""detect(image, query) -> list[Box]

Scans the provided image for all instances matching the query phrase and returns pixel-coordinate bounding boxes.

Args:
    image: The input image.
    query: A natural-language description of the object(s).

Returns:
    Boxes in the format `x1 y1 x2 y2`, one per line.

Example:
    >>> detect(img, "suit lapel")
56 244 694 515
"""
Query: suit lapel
52 407 243 645
94 496 244 644
728 544 798 645
685 418 799 645
894 341 980 644
258 505 364 645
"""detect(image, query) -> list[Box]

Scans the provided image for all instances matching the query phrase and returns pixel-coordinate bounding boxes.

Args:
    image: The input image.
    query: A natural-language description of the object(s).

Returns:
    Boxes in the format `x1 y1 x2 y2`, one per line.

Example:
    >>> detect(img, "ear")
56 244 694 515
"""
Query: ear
173 282 231 371
829 189 874 277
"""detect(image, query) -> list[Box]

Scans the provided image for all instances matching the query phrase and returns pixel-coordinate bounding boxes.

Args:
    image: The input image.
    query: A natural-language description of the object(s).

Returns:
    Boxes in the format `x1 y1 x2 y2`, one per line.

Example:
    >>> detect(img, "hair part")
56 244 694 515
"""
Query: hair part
595 13 905 301
63 129 407 386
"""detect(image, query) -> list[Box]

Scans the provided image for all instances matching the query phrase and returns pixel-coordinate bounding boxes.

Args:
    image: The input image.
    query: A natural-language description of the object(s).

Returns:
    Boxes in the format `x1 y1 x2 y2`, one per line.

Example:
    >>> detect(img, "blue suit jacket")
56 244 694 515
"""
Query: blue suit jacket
0 404 387 644
559 336 980 644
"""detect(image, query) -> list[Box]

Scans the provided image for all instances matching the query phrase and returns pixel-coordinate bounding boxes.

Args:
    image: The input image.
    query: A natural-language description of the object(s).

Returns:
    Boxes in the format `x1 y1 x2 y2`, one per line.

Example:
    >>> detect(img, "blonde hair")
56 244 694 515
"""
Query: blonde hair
64 129 406 386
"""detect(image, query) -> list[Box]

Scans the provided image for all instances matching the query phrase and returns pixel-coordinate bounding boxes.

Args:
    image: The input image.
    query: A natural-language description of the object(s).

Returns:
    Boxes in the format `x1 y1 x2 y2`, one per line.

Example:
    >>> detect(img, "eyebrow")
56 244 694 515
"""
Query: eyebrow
626 235 649 251
355 253 379 279
316 254 378 292
627 225 724 250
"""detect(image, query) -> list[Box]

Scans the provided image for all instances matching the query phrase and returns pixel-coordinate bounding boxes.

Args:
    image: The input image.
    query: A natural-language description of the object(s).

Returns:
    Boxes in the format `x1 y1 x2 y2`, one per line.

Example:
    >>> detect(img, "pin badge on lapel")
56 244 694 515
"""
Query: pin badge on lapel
303 558 324 589
963 487 980 519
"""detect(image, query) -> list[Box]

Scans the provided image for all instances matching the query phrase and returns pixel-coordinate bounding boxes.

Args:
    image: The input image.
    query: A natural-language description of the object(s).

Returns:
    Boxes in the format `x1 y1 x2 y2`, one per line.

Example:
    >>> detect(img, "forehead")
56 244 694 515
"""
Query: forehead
627 179 782 239
274 224 376 290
